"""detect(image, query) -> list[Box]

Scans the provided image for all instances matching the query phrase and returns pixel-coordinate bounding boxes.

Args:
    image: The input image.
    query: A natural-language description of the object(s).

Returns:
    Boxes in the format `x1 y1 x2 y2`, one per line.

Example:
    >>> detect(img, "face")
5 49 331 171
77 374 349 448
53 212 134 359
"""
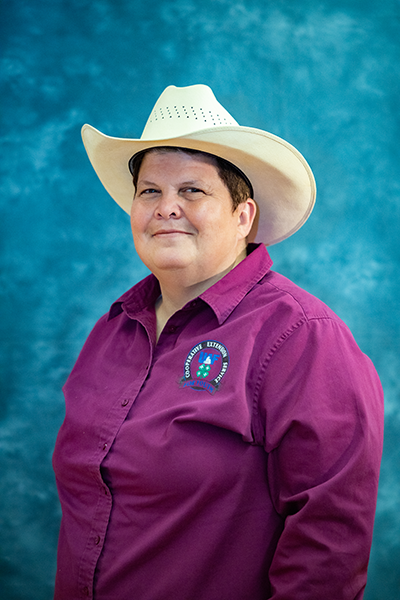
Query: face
130 150 256 288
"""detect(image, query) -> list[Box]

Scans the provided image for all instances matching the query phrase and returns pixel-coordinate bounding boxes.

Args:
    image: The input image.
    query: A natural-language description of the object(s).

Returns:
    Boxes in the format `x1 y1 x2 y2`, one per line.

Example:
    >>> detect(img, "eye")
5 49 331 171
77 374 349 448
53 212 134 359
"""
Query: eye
139 188 160 196
182 187 205 196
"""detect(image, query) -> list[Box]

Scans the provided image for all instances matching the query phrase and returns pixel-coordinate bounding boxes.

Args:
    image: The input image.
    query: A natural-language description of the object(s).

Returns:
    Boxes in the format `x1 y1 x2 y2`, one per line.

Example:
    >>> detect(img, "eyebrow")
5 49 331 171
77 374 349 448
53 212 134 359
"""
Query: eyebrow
137 179 208 188
136 180 159 187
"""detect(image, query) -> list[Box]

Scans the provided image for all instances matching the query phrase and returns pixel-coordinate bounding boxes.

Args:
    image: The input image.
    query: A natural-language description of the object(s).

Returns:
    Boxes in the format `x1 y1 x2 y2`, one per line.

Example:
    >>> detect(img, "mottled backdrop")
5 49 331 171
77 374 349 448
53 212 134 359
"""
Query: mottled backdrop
1 0 399 598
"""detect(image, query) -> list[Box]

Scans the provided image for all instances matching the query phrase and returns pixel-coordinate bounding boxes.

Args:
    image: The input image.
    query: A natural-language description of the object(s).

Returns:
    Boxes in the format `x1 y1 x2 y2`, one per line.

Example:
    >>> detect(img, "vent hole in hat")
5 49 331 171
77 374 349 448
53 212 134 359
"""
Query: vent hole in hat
148 103 232 125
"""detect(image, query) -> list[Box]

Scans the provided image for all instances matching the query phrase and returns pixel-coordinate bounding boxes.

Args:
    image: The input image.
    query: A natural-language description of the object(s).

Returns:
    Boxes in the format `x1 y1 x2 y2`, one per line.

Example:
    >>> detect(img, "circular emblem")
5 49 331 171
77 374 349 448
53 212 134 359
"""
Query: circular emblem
180 340 229 394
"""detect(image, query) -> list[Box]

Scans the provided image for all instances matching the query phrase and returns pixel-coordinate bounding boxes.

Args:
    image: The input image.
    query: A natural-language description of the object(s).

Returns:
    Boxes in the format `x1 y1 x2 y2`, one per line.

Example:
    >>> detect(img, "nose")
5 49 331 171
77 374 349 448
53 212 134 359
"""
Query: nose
155 190 182 219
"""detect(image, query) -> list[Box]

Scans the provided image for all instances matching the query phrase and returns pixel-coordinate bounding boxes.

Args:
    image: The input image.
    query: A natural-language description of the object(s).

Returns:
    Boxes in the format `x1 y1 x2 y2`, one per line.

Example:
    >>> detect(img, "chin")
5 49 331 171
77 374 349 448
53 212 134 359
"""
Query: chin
150 257 191 274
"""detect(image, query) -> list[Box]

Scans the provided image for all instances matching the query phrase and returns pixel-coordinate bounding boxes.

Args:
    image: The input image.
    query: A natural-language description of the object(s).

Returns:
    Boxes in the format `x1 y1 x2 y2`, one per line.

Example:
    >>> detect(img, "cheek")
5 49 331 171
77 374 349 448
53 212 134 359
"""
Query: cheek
187 204 223 236
199 209 237 241
130 203 148 236
129 211 137 237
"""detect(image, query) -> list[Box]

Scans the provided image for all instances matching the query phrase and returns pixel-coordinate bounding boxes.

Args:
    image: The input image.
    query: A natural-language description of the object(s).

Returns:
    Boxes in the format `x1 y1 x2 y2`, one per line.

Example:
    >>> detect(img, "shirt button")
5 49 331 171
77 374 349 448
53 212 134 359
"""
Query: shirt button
167 325 177 333
102 443 108 451
83 586 90 596
121 398 129 406
94 535 101 545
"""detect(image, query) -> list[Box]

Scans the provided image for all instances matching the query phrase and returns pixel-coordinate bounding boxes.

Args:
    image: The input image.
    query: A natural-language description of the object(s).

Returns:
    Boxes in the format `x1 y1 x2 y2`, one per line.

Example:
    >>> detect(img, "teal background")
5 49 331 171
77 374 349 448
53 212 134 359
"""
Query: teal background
1 0 399 598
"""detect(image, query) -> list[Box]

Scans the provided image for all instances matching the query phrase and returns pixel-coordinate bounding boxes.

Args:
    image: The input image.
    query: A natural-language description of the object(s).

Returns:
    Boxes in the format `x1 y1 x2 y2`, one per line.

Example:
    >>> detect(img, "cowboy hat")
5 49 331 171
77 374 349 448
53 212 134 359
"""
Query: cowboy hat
81 84 316 246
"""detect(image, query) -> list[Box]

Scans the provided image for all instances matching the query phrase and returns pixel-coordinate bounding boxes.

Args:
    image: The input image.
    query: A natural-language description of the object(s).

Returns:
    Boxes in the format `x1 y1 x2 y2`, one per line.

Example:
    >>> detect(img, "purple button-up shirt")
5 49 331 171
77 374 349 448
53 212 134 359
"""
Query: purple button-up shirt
53 243 383 600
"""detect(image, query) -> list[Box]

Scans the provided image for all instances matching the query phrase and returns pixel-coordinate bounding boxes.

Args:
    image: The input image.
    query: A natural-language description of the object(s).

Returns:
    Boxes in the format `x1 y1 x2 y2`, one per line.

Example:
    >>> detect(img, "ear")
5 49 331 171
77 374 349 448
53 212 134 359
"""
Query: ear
236 199 257 240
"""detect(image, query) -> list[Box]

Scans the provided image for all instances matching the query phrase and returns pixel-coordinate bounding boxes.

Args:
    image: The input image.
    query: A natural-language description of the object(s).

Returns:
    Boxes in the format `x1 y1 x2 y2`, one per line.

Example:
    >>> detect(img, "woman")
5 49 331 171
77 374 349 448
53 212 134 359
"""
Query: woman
53 85 383 599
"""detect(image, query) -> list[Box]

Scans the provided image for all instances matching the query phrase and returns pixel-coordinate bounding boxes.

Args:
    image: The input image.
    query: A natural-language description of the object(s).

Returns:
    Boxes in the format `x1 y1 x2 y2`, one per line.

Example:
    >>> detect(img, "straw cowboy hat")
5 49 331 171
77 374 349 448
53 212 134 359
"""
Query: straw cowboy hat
81 84 316 246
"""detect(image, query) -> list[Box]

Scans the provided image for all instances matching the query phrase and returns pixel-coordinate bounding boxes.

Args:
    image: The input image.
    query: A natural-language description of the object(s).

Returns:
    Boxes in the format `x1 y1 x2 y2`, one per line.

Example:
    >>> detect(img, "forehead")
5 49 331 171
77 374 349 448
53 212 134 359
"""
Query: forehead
138 149 220 178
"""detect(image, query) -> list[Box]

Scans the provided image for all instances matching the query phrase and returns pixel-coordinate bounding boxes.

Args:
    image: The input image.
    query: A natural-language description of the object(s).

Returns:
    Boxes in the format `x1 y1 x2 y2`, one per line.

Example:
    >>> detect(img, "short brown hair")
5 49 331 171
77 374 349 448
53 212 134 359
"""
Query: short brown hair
129 147 253 211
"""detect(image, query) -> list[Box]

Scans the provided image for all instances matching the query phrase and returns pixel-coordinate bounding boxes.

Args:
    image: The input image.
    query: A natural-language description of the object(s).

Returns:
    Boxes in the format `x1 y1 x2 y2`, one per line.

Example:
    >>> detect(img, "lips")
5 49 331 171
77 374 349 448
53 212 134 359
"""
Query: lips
152 230 192 236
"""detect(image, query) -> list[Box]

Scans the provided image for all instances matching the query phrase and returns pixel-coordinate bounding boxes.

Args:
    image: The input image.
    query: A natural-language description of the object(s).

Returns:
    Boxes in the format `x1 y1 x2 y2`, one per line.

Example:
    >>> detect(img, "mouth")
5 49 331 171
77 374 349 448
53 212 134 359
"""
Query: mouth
152 230 192 237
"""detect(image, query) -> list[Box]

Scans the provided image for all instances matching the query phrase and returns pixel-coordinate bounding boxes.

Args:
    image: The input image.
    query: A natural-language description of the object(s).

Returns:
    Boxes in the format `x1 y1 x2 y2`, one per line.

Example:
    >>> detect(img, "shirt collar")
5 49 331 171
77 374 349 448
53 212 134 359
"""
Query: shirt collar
199 243 273 324
108 243 272 323
108 274 161 320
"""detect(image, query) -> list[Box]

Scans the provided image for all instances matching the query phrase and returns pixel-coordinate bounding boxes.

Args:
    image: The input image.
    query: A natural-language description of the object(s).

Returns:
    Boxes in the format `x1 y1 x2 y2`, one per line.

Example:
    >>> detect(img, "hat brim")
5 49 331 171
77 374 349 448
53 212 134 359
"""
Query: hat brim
81 124 316 246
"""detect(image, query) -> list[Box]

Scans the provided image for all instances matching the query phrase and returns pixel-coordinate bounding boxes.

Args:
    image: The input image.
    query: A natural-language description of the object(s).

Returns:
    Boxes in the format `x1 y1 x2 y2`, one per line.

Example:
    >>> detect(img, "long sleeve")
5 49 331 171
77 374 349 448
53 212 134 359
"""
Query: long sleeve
255 317 384 599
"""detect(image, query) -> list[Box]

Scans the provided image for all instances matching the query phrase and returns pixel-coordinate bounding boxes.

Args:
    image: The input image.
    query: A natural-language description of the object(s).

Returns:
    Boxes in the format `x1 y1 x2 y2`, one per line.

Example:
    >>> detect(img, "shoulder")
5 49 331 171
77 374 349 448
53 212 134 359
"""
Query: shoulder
237 268 348 353
239 268 369 392
258 269 341 324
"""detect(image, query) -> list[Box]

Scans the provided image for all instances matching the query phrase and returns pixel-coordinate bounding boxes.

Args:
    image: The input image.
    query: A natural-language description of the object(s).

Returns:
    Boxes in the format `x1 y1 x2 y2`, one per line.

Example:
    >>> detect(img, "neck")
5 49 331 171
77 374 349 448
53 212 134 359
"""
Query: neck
155 247 247 341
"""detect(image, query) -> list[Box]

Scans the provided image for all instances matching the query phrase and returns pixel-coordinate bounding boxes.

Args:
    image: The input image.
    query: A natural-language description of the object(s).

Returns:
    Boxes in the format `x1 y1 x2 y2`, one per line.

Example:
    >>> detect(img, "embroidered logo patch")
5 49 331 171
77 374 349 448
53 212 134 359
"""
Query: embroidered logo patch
180 340 229 394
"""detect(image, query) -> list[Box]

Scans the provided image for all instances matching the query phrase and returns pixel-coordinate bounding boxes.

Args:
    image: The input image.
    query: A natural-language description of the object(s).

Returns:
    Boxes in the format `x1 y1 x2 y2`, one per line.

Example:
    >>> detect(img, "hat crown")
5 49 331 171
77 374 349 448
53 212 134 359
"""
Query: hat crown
140 84 239 141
